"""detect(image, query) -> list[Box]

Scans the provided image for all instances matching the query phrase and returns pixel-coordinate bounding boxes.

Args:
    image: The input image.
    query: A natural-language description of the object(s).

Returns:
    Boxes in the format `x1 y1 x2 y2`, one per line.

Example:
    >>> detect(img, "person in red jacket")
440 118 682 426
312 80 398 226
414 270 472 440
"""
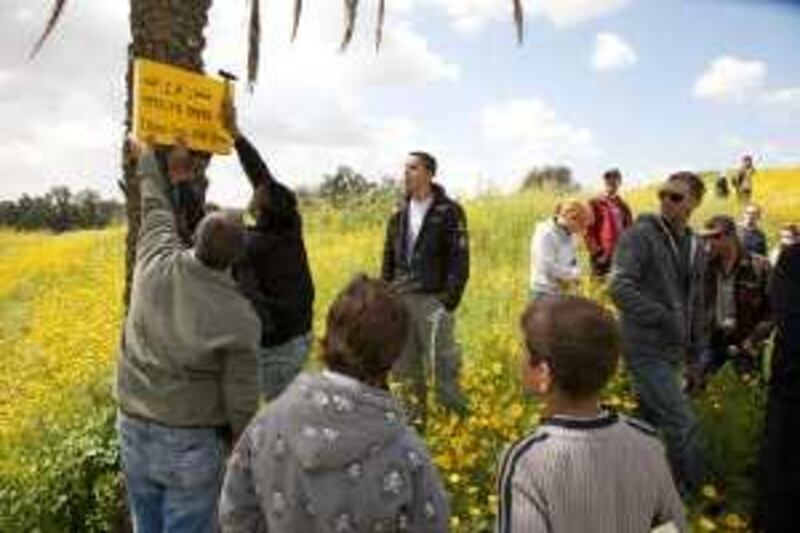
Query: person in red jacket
585 169 633 277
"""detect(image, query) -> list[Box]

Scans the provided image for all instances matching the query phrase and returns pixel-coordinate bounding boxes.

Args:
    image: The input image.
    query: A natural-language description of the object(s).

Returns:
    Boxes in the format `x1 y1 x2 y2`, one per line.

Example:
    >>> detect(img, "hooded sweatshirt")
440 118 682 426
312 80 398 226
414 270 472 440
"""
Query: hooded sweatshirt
220 372 450 533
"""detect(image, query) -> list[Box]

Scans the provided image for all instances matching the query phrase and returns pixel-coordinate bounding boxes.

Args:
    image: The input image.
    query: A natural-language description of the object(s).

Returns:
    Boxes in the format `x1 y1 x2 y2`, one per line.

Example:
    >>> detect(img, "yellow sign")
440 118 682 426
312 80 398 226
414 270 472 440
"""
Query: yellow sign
132 58 233 154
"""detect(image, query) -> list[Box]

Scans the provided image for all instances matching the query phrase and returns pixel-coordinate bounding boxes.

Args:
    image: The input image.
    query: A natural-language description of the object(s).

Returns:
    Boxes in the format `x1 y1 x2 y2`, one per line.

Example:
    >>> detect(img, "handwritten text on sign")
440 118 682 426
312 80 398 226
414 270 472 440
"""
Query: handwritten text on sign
133 59 233 154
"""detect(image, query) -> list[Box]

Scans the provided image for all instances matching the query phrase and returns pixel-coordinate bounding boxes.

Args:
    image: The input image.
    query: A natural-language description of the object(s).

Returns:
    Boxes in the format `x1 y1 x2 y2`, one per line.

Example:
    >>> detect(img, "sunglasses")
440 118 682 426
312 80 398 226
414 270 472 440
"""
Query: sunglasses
704 232 725 241
659 190 685 204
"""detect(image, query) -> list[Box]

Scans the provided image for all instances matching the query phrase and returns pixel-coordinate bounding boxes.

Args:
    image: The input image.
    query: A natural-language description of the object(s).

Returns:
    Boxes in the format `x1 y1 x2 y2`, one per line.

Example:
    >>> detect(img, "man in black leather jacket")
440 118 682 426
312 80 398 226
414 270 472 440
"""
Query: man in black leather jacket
381 151 470 429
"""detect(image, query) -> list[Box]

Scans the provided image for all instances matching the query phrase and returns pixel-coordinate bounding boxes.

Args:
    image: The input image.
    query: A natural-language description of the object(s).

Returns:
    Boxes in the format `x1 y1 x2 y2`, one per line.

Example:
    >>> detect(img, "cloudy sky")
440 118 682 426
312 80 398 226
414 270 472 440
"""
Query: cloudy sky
1 0 799 204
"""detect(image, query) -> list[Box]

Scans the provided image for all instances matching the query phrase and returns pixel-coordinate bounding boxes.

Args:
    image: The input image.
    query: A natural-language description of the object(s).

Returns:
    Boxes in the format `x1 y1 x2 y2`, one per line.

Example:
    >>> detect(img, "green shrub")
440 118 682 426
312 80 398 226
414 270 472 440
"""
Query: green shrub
695 365 766 515
0 402 123 532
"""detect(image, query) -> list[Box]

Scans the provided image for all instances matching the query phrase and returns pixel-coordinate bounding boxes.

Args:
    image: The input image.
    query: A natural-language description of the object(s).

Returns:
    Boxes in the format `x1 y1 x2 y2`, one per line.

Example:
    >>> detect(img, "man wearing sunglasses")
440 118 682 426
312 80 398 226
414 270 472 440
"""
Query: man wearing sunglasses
699 215 772 383
610 171 709 497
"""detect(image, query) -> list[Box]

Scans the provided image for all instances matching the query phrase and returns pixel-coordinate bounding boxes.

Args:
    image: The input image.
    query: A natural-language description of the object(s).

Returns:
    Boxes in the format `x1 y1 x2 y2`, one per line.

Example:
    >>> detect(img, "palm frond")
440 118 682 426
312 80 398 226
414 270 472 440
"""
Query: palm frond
513 0 524 45
341 0 360 52
29 0 69 59
291 0 302 42
375 0 386 52
247 0 261 89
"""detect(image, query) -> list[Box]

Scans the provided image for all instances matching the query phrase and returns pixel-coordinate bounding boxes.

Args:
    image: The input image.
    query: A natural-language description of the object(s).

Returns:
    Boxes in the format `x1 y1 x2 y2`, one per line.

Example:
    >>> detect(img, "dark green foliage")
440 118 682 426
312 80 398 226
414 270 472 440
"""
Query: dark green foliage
0 403 125 533
0 187 122 232
316 165 400 211
520 166 580 193
695 365 766 516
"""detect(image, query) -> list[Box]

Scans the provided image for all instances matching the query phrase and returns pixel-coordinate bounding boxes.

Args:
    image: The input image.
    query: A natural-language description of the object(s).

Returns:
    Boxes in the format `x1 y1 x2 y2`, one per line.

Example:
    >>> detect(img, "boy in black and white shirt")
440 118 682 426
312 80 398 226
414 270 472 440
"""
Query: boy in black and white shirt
496 296 686 533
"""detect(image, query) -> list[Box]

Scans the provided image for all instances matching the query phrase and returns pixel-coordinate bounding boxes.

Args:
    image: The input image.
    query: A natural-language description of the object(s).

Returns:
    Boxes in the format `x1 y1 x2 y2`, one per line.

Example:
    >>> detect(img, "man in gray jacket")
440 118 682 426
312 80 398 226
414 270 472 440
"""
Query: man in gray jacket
116 140 261 533
610 171 708 496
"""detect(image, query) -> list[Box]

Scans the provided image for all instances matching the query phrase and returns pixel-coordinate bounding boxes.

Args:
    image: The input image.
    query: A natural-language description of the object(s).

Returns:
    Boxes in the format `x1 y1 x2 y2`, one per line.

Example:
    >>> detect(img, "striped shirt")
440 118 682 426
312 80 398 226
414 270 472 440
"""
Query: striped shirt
496 411 686 533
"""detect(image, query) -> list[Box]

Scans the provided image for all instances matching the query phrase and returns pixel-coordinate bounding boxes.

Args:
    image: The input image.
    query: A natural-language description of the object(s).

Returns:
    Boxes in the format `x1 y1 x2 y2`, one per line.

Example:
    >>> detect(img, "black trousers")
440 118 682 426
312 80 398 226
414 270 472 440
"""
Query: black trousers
755 393 800 532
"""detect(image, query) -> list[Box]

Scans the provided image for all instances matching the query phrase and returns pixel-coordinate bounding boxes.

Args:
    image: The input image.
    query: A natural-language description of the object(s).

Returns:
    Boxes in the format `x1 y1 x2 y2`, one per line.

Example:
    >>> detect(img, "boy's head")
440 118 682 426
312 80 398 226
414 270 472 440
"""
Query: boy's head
519 296 620 400
321 274 409 387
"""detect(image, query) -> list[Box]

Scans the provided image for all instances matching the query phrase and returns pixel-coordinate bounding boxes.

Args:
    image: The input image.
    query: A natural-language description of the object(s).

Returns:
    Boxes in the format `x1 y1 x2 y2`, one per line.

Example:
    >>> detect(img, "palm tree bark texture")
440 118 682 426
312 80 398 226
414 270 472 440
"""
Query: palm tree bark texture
121 0 212 307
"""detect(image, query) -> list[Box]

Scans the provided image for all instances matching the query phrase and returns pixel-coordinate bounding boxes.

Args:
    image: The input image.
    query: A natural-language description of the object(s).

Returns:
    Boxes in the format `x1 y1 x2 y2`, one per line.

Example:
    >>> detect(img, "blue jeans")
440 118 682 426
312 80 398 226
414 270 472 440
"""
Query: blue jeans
625 357 707 495
117 412 227 533
259 332 312 401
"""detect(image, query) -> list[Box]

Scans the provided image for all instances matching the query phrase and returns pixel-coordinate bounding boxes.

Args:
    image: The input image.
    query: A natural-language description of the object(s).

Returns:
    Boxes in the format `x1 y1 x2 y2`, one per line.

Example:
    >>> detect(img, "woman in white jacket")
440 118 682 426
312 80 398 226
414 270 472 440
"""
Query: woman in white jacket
530 200 592 299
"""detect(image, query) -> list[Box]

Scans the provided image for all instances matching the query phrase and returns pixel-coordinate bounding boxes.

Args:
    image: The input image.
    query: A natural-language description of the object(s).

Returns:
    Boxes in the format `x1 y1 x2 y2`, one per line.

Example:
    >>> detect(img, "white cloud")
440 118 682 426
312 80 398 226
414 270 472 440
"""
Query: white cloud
480 97 600 184
414 0 631 34
433 0 512 33
761 87 800 112
537 0 630 27
694 56 766 104
346 23 461 86
592 32 637 71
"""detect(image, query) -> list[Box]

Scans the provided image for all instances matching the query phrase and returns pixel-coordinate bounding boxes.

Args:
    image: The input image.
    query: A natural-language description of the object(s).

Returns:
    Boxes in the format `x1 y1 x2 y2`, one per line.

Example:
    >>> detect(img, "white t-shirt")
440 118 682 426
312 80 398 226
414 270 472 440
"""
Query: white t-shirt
407 196 433 258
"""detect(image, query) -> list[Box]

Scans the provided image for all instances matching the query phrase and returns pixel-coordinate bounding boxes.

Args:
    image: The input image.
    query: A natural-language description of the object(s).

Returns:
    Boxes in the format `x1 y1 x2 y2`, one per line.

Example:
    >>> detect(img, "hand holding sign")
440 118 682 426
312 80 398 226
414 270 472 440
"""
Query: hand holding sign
132 59 234 154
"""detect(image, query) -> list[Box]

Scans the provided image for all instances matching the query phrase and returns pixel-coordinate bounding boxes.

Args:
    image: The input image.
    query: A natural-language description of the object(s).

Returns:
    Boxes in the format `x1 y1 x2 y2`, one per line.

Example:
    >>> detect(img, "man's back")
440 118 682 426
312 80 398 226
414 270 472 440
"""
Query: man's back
116 152 261 435
497 412 685 533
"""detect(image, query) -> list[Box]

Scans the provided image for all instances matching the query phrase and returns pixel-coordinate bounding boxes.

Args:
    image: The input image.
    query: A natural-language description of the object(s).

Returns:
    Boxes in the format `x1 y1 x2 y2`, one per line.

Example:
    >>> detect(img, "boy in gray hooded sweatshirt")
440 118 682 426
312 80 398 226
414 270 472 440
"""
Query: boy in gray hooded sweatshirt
220 275 449 533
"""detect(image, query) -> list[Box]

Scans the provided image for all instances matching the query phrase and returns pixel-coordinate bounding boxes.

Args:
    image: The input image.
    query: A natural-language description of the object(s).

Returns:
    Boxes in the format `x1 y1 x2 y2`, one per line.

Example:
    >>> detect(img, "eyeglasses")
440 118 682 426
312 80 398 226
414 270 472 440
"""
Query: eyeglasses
659 190 685 204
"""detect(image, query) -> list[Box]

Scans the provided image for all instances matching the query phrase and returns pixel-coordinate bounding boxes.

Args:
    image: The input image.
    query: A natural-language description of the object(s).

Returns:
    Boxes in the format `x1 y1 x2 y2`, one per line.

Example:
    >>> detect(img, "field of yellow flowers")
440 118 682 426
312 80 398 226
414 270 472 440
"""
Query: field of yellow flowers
0 168 798 531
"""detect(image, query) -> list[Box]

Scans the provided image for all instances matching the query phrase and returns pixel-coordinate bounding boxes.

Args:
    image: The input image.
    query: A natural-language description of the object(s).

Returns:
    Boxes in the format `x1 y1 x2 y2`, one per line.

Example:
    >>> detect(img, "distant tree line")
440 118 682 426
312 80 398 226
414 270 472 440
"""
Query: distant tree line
520 165 580 193
3 163 580 232
0 187 123 232
298 165 401 208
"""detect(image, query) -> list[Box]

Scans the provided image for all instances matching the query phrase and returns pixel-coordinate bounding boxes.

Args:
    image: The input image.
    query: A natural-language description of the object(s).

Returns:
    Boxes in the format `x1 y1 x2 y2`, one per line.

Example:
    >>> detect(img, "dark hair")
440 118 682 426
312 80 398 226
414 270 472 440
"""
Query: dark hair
603 168 622 182
520 296 620 399
409 151 437 176
321 275 409 383
193 212 245 270
704 215 737 236
667 171 706 201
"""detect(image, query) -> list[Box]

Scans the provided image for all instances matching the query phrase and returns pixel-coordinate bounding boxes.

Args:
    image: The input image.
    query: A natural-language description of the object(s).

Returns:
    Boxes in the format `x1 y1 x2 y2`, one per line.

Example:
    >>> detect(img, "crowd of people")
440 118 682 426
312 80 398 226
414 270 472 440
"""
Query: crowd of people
116 96 799 533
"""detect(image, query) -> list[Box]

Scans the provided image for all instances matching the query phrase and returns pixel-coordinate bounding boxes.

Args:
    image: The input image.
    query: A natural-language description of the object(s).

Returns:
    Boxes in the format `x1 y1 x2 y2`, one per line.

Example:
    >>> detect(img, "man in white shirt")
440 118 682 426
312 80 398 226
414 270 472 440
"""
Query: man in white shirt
381 152 470 430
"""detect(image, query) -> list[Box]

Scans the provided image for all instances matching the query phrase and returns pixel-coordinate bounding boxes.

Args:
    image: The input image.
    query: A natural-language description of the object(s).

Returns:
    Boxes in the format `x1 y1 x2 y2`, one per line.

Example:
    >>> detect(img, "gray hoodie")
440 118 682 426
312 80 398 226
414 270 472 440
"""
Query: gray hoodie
610 214 707 362
219 372 450 533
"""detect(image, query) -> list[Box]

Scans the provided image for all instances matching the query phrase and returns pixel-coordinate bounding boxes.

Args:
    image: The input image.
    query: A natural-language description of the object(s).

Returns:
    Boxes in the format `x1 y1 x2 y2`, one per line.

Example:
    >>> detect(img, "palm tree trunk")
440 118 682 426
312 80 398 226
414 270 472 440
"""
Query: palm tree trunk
122 0 212 306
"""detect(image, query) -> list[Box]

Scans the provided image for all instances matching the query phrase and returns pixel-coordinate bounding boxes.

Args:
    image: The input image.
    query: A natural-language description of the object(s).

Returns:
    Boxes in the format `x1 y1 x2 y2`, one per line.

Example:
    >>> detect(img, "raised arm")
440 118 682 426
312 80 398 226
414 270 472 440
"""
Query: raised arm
234 135 274 189
134 148 183 269
222 97 274 189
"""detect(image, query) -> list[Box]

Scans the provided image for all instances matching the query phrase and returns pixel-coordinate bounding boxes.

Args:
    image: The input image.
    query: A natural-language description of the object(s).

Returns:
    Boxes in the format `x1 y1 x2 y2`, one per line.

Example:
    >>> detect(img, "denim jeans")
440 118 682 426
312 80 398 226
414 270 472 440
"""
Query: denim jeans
625 357 707 495
258 332 312 402
117 412 227 533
